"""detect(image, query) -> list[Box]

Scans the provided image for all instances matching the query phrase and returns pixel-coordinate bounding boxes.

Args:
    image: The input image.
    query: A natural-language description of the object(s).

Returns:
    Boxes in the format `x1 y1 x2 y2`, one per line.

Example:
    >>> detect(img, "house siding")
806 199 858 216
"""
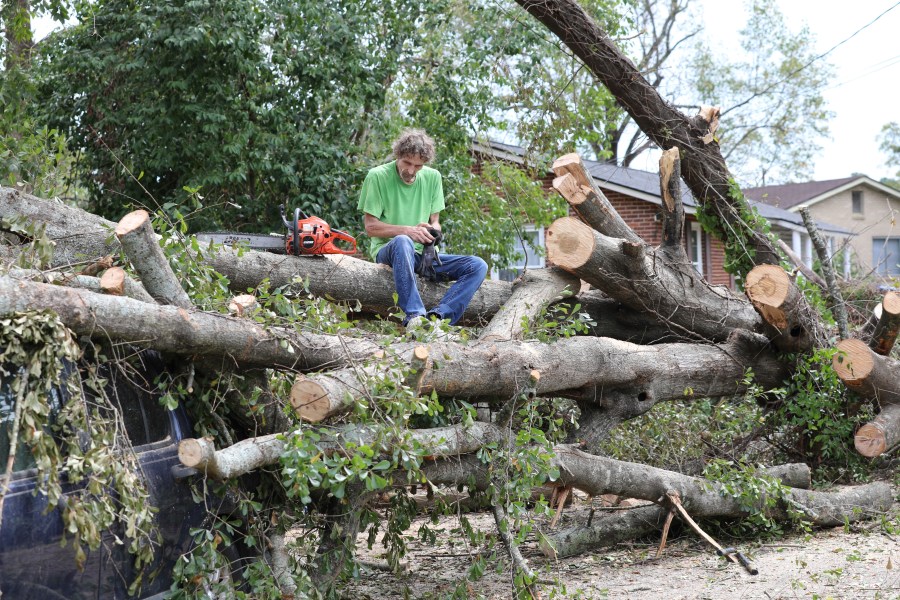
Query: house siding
802 185 900 273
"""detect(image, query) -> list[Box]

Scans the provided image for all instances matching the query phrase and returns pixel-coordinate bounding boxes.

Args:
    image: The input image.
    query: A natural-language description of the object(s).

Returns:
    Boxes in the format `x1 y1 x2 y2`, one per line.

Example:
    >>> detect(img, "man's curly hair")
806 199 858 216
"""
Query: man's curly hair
392 128 436 163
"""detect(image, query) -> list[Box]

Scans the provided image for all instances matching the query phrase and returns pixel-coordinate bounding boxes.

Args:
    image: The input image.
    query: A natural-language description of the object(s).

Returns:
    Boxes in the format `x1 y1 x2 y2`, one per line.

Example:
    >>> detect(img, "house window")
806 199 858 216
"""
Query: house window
493 226 545 282
852 190 864 215
872 238 900 276
686 222 704 275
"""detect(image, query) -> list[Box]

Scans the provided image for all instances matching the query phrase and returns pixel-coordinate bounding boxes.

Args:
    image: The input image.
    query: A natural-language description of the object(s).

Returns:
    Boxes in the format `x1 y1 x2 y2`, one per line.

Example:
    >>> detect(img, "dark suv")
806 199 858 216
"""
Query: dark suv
0 356 209 599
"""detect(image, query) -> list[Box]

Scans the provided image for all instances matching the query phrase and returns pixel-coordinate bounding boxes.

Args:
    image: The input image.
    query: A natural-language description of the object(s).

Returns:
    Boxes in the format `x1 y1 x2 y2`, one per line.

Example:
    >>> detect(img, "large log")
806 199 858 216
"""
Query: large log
832 338 900 405
9 267 155 304
478 267 580 342
0 276 384 371
290 327 789 431
546 216 763 342
745 264 826 352
115 210 193 309
203 245 510 326
0 187 119 268
541 447 894 558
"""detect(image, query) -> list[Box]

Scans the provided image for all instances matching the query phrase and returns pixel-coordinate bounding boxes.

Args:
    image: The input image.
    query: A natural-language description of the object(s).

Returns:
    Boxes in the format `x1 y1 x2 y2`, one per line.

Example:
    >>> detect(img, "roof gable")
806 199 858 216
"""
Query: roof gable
744 176 900 210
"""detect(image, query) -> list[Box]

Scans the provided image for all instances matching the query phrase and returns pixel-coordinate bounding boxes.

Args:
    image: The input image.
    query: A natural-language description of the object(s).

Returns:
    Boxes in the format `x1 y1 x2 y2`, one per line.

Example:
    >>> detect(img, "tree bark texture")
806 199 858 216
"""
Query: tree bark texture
115 210 193 309
551 153 641 243
546 216 763 343
0 187 119 268
478 267 580 342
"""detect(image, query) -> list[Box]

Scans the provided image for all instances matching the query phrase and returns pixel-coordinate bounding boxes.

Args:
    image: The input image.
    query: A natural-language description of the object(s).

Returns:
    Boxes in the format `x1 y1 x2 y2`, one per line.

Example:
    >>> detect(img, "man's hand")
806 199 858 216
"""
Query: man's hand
406 224 437 244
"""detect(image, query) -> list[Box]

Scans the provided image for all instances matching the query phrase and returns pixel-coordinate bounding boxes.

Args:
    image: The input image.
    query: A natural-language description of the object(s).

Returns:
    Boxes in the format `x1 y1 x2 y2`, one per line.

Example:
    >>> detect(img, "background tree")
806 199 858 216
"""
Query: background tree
879 121 900 189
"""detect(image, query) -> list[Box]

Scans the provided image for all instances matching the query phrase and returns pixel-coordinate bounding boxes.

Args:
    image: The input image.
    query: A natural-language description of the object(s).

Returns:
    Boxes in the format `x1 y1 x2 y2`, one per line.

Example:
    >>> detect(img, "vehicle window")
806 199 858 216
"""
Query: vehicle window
100 359 168 447
0 365 65 472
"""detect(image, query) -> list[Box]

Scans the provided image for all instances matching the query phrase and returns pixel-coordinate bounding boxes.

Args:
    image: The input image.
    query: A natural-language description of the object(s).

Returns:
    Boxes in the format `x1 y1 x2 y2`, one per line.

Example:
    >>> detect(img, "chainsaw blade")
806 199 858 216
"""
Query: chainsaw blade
195 232 287 253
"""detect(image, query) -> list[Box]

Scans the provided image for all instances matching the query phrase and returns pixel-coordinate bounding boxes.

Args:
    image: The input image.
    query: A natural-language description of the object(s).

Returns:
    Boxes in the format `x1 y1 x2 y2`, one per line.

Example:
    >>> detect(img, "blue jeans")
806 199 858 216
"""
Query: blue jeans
376 235 488 325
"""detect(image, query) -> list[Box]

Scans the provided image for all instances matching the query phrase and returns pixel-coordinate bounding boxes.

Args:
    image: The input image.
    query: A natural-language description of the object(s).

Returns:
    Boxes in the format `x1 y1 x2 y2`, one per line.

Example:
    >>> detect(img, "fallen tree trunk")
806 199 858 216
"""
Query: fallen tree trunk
0 187 119 268
115 209 193 309
546 216 764 342
178 421 508 480
541 447 894 558
291 329 789 443
551 154 641 243
0 275 384 371
9 267 155 304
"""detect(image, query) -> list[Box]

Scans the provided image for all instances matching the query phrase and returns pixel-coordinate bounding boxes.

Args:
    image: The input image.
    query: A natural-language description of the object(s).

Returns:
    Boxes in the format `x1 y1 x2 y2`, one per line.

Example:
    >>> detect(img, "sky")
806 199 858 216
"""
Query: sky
697 0 900 182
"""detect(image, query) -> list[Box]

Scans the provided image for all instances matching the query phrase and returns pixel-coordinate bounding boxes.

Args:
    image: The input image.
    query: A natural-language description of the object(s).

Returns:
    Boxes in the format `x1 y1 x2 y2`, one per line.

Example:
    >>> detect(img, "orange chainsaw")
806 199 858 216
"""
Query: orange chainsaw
197 204 357 256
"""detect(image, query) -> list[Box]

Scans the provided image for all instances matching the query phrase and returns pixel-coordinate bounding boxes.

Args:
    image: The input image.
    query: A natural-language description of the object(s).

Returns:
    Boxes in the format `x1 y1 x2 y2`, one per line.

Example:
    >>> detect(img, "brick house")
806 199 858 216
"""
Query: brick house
744 176 900 278
473 140 852 289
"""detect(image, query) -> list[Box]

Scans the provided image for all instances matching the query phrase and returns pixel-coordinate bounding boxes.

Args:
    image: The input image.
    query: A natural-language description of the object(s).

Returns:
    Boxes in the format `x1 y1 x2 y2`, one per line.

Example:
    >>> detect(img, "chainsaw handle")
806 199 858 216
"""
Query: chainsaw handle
328 229 358 255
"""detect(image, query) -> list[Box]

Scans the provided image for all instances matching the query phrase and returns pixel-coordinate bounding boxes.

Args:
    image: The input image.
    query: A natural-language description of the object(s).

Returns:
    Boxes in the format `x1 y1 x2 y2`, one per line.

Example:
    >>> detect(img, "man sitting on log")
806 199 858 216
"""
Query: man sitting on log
358 128 488 330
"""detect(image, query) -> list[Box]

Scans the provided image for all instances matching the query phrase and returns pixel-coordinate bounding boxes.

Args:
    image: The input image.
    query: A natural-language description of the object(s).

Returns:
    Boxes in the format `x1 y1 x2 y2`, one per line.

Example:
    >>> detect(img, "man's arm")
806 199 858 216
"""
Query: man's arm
364 213 436 244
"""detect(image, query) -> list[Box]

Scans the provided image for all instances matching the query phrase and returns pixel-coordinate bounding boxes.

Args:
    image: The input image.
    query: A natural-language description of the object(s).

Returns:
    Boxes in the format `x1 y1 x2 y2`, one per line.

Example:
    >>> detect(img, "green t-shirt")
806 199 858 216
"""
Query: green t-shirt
357 160 446 260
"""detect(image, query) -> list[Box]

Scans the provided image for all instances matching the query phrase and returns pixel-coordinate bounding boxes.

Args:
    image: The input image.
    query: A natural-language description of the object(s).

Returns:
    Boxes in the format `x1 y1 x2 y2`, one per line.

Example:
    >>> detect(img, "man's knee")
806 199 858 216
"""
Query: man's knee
470 256 488 279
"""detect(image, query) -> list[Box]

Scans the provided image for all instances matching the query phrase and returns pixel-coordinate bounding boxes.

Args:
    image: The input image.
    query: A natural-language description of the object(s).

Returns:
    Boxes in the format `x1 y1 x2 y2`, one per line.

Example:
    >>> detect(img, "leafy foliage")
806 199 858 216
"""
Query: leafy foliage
0 311 160 594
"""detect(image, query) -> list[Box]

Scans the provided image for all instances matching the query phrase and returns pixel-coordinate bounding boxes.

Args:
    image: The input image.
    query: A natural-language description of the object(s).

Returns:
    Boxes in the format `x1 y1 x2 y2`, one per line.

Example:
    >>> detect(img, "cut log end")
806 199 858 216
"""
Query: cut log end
178 437 214 469
832 338 875 385
551 153 582 176
291 377 333 422
854 423 886 458
228 294 258 316
546 217 596 270
745 265 791 329
883 291 900 316
114 209 151 237
100 267 126 296
552 173 589 206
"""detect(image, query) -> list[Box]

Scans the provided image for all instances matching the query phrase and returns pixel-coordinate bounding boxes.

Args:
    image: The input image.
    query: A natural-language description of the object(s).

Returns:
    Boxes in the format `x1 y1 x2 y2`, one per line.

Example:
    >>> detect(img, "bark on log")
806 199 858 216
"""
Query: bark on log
745 264 826 352
178 422 509 480
576 290 682 343
854 403 900 458
551 154 640 243
0 187 119 268
9 267 156 304
546 216 763 342
513 0 781 269
868 291 900 356
291 327 789 438
115 210 193 309
0 276 383 371
203 245 508 326
832 338 900 405
541 447 894 558
479 267 580 342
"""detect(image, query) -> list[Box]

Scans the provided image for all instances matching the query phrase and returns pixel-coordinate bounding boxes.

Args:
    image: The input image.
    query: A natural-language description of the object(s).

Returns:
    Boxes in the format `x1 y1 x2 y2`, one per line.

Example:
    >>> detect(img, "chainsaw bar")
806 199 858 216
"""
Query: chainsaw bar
196 232 288 254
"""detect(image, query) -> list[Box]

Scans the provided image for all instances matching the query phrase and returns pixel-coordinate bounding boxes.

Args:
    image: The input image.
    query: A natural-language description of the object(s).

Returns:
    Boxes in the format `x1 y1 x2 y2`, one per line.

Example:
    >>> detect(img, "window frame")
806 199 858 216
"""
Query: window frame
491 225 545 282
872 237 900 276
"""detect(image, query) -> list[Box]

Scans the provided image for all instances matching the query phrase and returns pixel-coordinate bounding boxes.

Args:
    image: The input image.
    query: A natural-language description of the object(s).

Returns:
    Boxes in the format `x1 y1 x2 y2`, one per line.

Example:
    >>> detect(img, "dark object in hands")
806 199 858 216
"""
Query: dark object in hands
416 227 443 281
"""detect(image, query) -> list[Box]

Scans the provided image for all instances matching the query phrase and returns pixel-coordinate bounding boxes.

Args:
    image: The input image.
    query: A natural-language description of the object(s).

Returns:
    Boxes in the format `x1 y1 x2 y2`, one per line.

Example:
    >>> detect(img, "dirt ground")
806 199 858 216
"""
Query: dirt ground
346 485 900 600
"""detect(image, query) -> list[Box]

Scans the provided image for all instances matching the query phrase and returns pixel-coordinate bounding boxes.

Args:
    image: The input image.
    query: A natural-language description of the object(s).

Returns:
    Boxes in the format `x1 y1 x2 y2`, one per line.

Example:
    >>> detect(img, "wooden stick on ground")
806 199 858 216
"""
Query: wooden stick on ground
492 502 541 599
665 490 758 575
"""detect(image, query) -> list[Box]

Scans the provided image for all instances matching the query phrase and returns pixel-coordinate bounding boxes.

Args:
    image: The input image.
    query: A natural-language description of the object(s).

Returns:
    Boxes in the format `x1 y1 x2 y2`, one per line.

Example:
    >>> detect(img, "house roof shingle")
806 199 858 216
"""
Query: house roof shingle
476 139 852 236
743 177 858 210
